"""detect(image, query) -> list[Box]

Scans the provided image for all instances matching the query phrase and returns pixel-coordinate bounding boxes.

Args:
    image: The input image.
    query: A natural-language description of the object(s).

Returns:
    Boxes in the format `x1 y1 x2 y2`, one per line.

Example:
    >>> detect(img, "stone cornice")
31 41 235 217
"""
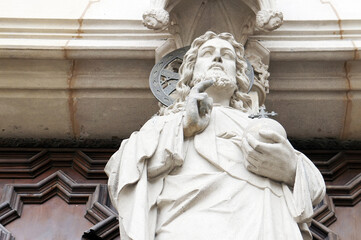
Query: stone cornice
0 18 172 59
1 18 361 61
251 19 361 61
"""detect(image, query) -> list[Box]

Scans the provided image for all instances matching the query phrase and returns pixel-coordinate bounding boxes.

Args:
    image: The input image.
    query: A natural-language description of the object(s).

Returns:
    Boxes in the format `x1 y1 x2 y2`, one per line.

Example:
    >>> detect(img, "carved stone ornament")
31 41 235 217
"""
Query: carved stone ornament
142 8 169 31
149 46 189 106
255 9 283 32
142 0 284 46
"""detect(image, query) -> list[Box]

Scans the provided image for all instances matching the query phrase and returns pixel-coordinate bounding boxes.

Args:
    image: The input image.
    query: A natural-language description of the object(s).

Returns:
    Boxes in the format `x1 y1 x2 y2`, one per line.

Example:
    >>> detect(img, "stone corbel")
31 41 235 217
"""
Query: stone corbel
245 40 271 113
142 0 171 31
255 0 284 32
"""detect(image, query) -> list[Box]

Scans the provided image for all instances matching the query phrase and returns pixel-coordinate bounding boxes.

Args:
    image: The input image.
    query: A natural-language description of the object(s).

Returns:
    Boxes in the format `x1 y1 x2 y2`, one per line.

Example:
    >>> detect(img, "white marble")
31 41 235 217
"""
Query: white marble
105 32 325 240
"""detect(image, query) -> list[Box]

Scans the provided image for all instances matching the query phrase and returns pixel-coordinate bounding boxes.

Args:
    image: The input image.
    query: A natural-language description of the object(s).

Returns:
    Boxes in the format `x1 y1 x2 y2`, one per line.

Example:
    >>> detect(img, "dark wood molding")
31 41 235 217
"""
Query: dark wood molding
326 173 361 206
0 224 14 240
310 151 348 182
311 195 338 239
0 138 121 149
308 151 361 206
83 192 120 239
290 138 361 150
1 148 361 239
82 215 119 240
0 170 119 239
0 149 114 179
313 195 337 227
73 151 111 179
308 150 361 239
0 170 101 225
2 137 361 150
310 220 339 240
309 151 361 182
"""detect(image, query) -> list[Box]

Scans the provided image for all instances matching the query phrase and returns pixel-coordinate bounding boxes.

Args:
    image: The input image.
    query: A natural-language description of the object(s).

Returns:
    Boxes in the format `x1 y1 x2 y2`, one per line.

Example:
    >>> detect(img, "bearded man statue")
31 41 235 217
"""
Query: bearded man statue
105 31 325 240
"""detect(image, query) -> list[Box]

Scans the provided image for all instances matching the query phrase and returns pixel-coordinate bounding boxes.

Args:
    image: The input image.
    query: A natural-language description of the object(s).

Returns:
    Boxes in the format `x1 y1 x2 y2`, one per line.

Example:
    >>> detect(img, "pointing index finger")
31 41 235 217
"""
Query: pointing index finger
193 79 214 93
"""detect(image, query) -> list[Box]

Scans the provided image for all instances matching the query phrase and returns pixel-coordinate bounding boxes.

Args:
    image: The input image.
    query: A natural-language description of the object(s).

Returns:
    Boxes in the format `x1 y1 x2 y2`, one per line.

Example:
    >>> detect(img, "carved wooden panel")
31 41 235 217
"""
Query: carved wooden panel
5 196 93 239
308 150 361 240
0 149 119 240
0 149 112 179
0 148 360 239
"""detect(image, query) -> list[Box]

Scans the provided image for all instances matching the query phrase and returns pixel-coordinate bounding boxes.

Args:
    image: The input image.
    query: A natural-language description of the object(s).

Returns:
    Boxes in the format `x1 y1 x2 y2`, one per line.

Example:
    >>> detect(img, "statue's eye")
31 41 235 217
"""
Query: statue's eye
201 51 212 57
223 51 235 60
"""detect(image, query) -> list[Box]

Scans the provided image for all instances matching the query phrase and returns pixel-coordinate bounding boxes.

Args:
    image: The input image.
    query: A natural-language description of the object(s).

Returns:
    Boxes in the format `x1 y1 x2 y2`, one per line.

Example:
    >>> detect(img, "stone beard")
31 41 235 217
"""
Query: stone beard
105 32 325 240
192 68 237 93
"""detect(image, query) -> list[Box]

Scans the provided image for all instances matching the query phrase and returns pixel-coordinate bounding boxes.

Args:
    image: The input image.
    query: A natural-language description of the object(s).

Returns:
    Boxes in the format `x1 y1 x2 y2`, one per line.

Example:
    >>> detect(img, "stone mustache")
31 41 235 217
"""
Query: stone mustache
105 31 325 240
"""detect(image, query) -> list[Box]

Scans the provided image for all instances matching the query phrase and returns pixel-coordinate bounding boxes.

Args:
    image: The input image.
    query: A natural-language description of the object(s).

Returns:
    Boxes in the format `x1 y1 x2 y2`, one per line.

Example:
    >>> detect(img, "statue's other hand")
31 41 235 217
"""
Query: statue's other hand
242 129 297 186
183 80 214 138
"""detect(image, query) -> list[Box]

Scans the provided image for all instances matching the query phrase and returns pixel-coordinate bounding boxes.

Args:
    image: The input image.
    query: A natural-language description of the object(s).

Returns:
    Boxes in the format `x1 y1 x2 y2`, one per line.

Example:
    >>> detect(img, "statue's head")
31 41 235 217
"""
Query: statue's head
256 10 283 32
160 31 252 115
142 8 169 30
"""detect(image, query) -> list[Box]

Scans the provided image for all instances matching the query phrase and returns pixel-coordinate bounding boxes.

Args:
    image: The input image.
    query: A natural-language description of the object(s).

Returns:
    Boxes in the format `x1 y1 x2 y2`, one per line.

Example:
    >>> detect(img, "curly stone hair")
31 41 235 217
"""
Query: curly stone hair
255 10 283 31
159 31 252 116
142 8 169 30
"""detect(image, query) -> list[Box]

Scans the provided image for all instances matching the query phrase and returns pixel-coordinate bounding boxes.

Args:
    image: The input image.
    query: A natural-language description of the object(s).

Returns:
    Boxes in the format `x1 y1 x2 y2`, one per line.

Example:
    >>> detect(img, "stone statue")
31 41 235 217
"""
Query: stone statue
105 31 325 240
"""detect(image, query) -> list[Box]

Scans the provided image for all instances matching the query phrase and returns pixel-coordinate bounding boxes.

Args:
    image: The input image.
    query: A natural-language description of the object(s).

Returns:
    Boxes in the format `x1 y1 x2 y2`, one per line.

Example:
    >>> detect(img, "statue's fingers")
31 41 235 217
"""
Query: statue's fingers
245 158 258 173
191 92 208 100
199 105 207 116
241 138 262 163
248 149 264 162
198 94 213 115
241 137 252 153
203 96 213 113
246 133 267 153
194 79 214 93
259 129 285 143
247 154 260 166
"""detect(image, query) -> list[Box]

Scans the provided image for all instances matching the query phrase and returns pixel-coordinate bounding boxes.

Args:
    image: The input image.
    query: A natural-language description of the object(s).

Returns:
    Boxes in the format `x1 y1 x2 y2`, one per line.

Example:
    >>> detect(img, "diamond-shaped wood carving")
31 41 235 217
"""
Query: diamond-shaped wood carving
308 150 361 239
0 149 113 179
0 170 119 239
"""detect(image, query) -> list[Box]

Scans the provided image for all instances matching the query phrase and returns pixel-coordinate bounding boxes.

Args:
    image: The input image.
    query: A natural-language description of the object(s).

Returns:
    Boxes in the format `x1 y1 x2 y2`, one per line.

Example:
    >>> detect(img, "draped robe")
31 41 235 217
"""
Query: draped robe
105 105 325 240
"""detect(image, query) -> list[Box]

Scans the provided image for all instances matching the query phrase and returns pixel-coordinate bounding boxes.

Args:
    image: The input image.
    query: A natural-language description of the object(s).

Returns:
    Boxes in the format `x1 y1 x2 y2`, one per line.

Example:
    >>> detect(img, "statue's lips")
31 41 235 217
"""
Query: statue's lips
209 64 224 71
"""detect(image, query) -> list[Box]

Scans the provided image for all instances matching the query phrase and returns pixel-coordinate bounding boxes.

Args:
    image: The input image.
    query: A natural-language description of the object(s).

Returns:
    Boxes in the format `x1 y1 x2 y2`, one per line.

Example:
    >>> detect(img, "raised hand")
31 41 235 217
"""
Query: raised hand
183 79 214 138
242 129 298 186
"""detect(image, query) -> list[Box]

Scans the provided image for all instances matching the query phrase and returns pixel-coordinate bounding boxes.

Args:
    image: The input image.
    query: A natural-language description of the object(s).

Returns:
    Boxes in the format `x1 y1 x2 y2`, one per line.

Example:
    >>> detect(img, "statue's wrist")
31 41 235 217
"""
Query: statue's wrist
284 155 298 186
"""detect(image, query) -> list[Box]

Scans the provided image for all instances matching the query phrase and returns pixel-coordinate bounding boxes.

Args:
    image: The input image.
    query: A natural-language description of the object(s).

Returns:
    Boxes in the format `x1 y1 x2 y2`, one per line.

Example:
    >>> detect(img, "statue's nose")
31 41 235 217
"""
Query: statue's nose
213 56 222 63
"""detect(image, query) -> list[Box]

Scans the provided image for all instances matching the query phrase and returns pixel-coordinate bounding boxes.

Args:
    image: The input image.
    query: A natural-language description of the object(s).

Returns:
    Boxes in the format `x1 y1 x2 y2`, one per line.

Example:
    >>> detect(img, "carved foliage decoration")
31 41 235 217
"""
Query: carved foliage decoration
143 0 284 47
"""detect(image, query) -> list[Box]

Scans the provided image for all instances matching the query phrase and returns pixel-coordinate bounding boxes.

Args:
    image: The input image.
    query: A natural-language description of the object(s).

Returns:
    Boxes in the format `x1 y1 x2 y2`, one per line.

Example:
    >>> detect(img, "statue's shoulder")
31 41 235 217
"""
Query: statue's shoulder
141 111 184 130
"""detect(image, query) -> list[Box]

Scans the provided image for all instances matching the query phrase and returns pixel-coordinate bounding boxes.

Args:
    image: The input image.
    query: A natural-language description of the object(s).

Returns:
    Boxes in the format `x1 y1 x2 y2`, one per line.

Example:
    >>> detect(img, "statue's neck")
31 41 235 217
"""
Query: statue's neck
205 87 233 107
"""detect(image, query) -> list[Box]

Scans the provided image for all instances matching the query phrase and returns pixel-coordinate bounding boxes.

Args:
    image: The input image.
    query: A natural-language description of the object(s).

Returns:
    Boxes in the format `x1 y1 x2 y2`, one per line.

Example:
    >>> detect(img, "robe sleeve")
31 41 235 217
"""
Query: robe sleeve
104 112 184 240
283 151 326 223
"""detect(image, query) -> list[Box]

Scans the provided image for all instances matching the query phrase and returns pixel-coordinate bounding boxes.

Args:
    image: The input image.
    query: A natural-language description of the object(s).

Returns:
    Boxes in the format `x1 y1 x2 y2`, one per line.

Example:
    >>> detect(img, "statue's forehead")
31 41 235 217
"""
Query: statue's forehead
199 38 235 52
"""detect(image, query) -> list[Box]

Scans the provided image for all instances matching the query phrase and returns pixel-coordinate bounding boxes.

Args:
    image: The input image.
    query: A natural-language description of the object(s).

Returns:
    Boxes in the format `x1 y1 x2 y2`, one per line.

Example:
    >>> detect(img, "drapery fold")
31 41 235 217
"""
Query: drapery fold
105 107 325 240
